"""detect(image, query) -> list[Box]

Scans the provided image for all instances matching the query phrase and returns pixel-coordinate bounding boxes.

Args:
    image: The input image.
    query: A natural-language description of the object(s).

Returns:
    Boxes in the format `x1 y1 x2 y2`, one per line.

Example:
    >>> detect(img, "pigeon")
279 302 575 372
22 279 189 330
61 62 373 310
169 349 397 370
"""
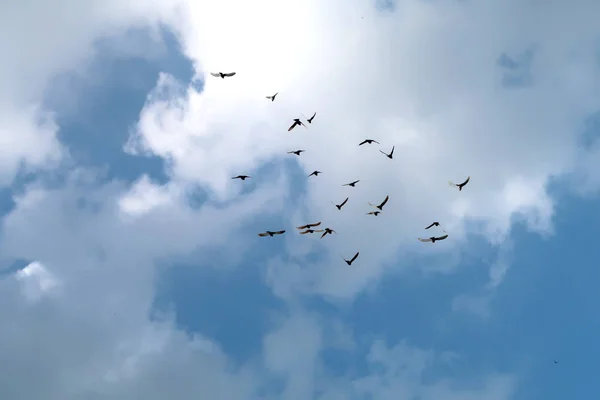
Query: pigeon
308 170 322 177
210 72 236 79
343 180 360 187
369 195 389 210
288 118 306 131
320 228 336 239
359 139 379 146
232 175 251 180
449 176 470 191
266 92 278 101
287 149 305 156
258 230 286 237
342 252 360 266
418 234 449 243
297 222 322 230
380 146 394 159
332 197 349 210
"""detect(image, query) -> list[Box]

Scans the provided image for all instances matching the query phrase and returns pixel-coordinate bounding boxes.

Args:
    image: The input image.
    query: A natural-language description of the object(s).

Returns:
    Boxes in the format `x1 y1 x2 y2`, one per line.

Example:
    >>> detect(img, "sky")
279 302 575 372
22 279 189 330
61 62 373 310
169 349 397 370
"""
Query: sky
1 0 600 398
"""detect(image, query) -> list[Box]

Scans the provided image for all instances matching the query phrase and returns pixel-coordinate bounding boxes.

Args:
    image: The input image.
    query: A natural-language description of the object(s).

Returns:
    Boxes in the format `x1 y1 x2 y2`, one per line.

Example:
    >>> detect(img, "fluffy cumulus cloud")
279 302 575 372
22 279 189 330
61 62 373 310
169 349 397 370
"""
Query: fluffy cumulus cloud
1 0 599 398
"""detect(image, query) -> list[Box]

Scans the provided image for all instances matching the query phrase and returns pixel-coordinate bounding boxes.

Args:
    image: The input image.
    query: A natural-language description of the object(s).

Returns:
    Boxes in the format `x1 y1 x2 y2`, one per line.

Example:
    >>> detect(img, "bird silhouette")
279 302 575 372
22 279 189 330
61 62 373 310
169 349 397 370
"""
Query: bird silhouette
296 222 322 230
308 170 322 177
288 118 306 131
210 72 236 79
266 92 278 101
232 175 251 180
418 234 448 243
380 146 394 159
553 360 558 364
343 180 360 187
287 149 305 156
359 139 379 146
258 230 286 237
449 176 470 191
307 112 317 123
342 252 360 265
366 211 380 216
369 195 389 210
332 197 349 210
425 222 440 229
299 229 324 234
320 228 336 239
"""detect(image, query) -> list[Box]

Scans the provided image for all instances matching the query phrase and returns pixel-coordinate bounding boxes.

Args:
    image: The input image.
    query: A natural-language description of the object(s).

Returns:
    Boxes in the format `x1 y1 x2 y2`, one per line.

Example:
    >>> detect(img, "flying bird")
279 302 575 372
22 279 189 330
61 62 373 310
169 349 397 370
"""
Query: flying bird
232 175 251 180
308 170 322 177
343 180 360 187
266 92 278 101
307 112 317 123
342 252 360 266
210 72 236 79
258 230 286 237
553 360 558 364
369 195 389 210
288 118 306 131
297 222 322 230
320 228 336 239
366 211 380 216
449 176 471 191
418 234 449 243
380 146 395 159
359 139 379 146
287 149 305 156
300 229 324 234
332 197 349 210
425 222 440 230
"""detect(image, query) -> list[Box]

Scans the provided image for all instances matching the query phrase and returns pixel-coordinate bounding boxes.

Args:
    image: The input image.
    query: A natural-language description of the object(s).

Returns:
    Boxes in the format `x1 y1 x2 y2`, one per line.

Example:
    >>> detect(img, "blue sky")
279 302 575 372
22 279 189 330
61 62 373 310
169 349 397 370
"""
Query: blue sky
1 0 600 399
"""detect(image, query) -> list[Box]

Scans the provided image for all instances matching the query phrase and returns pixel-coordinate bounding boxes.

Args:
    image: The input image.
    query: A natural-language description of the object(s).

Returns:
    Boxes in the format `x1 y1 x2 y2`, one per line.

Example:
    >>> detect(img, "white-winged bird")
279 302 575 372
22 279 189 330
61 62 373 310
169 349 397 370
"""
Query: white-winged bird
369 195 389 210
418 234 448 243
210 72 236 79
367 211 380 216
266 92 278 101
258 230 286 237
448 176 470 191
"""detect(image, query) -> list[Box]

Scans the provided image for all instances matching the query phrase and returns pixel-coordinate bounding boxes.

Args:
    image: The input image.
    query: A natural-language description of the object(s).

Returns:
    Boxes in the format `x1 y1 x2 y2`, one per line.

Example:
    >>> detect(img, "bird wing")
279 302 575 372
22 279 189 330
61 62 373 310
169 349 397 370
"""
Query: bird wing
308 172 315 177
373 140 380 144
459 176 470 186
288 122 297 131
320 232 327 239
425 223 435 229
380 195 389 207
418 237 432 242
231 176 240 179
299 230 310 234
223 72 236 77
379 150 387 155
367 211 375 215
435 234 448 241
351 252 359 262
258 232 269 237
297 224 309 230
390 146 395 155
358 140 367 146
308 222 322 228
274 230 286 235
353 180 360 185
313 229 324 232
340 197 349 206
448 181 457 187
210 72 220 77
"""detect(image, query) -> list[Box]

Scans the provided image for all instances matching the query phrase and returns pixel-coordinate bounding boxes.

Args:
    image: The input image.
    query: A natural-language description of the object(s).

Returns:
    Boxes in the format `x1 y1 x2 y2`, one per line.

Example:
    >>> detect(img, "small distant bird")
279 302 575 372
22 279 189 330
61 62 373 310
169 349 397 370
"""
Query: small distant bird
343 180 360 187
367 211 380 216
553 360 558 364
232 175 251 180
425 222 440 230
258 230 286 237
342 252 360 266
266 92 278 101
288 149 305 156
380 146 394 159
369 195 389 210
320 228 336 239
418 234 449 243
296 222 322 230
300 229 324 234
307 112 317 123
449 176 471 191
308 170 322 177
210 72 236 79
359 139 379 146
332 197 349 210
288 118 306 131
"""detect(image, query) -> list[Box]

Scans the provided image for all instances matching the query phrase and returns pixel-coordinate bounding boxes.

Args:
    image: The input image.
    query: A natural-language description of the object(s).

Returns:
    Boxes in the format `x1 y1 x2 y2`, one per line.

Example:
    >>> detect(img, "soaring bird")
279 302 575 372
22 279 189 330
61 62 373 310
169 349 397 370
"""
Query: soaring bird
288 149 305 156
300 229 324 234
320 228 336 239
366 211 380 216
369 195 389 210
297 222 322 230
343 180 360 187
232 175 251 180
425 222 440 230
359 139 379 146
380 146 394 159
449 176 470 191
266 92 278 101
307 112 317 123
308 170 322 177
258 230 286 237
210 72 236 78
332 197 349 210
288 118 306 131
418 234 448 243
342 252 360 266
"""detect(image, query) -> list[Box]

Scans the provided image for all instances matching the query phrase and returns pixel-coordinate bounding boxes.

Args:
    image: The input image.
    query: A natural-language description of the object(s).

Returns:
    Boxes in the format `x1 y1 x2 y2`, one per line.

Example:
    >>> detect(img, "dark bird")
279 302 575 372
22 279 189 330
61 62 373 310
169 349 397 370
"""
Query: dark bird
553 360 558 364
342 252 360 266
369 195 389 210
359 139 379 146
418 234 449 243
266 92 278 101
288 149 305 156
366 211 380 216
232 175 251 180
380 146 395 159
449 176 471 191
296 222 322 230
308 170 322 177
307 112 317 123
425 222 440 230
210 72 236 79
320 228 336 239
288 118 306 131
300 228 324 234
332 197 349 210
343 180 360 187
258 230 286 237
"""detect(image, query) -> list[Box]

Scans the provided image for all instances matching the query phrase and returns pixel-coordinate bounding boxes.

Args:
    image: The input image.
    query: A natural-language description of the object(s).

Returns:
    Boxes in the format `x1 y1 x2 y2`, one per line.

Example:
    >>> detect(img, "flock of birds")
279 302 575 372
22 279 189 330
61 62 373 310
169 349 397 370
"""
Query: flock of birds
211 71 471 265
